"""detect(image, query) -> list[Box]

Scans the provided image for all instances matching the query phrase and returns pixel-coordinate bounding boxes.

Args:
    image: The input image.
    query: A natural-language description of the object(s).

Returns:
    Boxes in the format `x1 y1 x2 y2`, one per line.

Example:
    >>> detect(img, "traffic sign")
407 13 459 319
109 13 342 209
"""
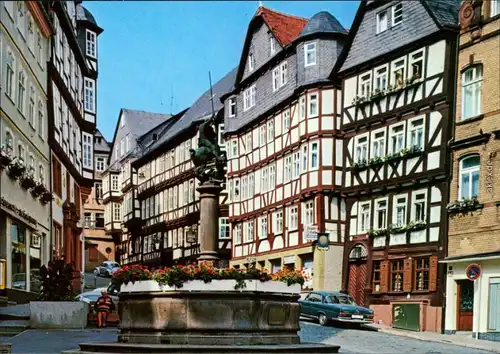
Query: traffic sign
465 263 482 280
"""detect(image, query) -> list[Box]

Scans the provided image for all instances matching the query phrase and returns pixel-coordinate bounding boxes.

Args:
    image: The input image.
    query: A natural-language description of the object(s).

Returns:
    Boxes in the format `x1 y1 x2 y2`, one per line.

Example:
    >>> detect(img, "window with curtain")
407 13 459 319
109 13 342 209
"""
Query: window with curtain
459 155 480 200
462 65 482 120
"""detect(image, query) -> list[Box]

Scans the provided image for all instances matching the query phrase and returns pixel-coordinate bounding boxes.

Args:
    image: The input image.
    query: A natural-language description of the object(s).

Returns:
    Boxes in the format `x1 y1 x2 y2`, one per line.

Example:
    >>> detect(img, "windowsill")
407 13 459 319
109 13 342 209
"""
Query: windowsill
307 114 319 119
388 291 405 295
5 93 16 106
456 114 484 125
304 63 316 68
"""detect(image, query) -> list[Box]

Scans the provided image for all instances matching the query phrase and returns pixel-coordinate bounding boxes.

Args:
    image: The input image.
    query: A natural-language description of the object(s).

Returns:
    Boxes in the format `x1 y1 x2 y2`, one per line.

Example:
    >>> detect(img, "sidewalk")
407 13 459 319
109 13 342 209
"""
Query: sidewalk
365 323 500 353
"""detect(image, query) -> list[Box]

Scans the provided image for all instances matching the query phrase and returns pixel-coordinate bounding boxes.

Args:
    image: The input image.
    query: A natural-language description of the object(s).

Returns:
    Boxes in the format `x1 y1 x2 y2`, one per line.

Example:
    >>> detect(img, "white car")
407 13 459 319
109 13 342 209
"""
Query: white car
76 288 119 304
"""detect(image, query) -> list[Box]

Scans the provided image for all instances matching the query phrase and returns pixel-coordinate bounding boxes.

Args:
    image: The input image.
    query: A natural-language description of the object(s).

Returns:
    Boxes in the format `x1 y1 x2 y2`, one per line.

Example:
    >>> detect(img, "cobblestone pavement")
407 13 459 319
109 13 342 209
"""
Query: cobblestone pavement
2 323 495 353
299 321 494 353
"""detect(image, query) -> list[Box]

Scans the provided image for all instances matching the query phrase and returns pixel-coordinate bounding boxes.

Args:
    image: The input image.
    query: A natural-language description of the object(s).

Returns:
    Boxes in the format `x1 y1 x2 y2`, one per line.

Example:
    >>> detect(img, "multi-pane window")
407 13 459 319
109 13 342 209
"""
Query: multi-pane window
390 124 405 154
83 133 92 168
375 66 388 91
310 142 319 169
241 176 248 200
259 125 266 146
308 94 318 118
414 258 430 291
304 42 317 67
261 167 268 192
356 136 368 163
86 30 96 58
39 165 45 184
376 10 388 33
234 224 242 244
248 53 254 72
244 222 254 242
293 151 300 179
410 50 424 80
372 131 385 158
359 202 370 233
5 50 15 98
300 97 306 118
17 2 25 36
391 59 405 88
37 101 44 136
267 120 274 142
84 79 95 112
243 85 257 111
269 164 276 189
270 36 276 54
246 133 252 152
394 196 407 226
302 145 308 172
272 67 280 91
280 62 288 86
28 87 35 125
391 260 404 292
17 70 26 114
17 144 25 162
260 217 268 239
283 110 290 131
392 3 403 26
375 199 387 229
409 118 424 149
95 182 103 200
284 155 292 182
372 261 381 293
231 140 238 158
219 218 230 239
36 31 43 66
304 201 314 226
111 175 119 191
289 206 299 230
275 211 283 234
228 97 236 117
413 192 426 222
459 155 480 200
359 73 371 97
96 156 106 171
113 203 121 220
462 65 482 119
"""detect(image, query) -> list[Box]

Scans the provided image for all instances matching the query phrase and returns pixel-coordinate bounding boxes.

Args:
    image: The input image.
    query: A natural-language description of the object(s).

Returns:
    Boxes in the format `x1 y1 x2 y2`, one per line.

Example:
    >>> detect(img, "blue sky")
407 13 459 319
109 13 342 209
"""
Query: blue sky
84 1 360 141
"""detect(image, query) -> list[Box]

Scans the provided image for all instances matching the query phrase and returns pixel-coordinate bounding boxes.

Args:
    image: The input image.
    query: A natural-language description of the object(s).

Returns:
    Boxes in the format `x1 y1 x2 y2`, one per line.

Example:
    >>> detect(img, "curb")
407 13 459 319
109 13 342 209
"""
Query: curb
366 325 500 353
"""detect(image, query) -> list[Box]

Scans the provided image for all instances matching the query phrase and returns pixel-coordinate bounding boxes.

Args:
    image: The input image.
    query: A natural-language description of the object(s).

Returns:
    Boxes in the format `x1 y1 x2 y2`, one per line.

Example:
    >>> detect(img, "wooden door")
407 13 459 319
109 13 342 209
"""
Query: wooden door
457 279 474 331
348 261 367 306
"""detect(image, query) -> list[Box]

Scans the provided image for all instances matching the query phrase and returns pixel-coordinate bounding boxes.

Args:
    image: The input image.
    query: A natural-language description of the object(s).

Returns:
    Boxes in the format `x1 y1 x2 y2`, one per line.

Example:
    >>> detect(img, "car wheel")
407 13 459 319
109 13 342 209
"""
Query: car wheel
318 314 328 326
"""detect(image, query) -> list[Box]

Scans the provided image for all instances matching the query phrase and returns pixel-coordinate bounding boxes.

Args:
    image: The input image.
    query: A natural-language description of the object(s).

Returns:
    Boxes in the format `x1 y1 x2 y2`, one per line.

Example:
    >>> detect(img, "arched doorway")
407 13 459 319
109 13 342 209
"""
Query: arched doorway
347 244 368 306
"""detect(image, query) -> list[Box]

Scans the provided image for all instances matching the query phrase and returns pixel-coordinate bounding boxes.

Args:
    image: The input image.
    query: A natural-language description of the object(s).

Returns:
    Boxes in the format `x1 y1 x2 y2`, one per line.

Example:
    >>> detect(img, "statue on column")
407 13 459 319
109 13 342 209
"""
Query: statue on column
189 115 227 184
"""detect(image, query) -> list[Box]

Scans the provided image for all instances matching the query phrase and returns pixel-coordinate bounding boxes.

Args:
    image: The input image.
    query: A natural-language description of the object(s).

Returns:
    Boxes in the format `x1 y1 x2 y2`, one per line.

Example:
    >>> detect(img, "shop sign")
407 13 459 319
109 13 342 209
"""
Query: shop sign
316 233 330 250
486 159 493 194
304 225 319 241
465 263 482 280
283 255 295 265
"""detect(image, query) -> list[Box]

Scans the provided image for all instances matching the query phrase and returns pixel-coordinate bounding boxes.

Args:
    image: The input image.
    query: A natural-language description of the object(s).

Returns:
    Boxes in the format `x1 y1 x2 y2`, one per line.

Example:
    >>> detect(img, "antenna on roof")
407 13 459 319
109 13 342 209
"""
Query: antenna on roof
208 71 216 122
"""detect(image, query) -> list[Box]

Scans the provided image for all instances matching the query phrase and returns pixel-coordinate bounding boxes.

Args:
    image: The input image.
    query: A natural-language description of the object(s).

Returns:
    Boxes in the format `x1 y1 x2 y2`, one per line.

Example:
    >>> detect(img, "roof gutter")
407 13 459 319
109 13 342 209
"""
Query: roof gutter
439 255 500 264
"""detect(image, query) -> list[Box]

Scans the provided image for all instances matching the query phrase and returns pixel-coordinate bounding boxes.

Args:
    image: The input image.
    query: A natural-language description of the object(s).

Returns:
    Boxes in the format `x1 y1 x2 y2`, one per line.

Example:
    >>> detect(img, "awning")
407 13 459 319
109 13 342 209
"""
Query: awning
439 251 500 264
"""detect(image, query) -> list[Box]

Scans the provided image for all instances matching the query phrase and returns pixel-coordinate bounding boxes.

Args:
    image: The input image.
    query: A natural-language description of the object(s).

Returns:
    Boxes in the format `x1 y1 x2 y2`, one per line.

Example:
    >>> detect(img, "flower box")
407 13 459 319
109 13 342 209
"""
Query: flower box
121 280 173 293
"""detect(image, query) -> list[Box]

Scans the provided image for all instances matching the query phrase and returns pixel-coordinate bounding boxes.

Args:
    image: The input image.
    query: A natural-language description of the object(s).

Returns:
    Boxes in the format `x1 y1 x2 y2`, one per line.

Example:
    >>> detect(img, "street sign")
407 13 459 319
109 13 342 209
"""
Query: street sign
305 225 319 241
465 263 482 280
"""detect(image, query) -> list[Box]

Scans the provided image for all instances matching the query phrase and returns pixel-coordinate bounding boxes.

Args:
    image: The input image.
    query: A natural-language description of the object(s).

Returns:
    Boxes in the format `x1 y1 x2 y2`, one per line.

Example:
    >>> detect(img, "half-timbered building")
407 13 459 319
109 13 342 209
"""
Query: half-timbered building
443 0 500 340
223 7 348 291
336 0 460 332
46 1 103 281
131 69 235 268
102 109 172 263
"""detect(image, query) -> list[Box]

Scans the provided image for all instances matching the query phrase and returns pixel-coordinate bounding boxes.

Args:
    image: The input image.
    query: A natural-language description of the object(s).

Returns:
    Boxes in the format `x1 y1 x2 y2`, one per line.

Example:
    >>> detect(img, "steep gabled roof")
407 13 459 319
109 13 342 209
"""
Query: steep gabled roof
421 0 460 29
298 11 347 39
94 129 110 153
234 6 308 86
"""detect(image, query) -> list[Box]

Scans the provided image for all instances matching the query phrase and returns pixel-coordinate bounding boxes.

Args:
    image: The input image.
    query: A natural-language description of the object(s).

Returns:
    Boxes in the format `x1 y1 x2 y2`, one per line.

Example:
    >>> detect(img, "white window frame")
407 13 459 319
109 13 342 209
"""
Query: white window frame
243 85 256 111
393 194 407 227
113 203 121 220
283 110 290 131
389 123 405 155
84 78 95 113
275 210 283 235
358 201 371 234
17 2 25 38
228 97 236 117
304 201 315 227
459 155 480 200
248 173 255 198
17 69 26 115
244 222 254 242
307 93 318 118
267 120 274 142
261 166 268 193
374 64 388 91
234 224 242 244
5 48 16 99
461 65 483 120
86 29 97 58
355 133 369 163
359 72 372 98
300 97 306 119
371 128 386 159
392 3 403 27
37 100 44 137
377 10 388 33
293 151 300 179
272 67 280 91
219 218 230 239
409 49 425 80
408 116 425 150
304 41 317 67
270 36 276 54
96 156 105 171
231 139 238 158
411 190 427 222
259 217 268 239
259 125 266 147
310 142 319 170
280 61 288 87
246 133 252 152
492 0 500 17
375 198 388 230
284 155 292 183
111 175 119 191
269 164 276 189
391 57 406 88
302 145 308 172
82 133 93 169
248 53 254 72
289 206 299 231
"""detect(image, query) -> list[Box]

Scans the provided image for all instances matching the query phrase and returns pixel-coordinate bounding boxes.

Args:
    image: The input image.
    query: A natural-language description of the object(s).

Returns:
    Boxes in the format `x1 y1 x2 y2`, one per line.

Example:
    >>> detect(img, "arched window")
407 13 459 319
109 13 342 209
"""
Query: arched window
462 65 482 120
459 155 480 200
17 70 26 114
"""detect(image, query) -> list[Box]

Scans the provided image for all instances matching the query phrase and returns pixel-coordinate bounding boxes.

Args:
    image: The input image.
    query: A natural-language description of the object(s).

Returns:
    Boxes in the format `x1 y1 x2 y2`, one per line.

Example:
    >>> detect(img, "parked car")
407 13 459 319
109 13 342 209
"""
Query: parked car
93 261 120 278
299 291 374 326
76 288 119 305
12 270 42 293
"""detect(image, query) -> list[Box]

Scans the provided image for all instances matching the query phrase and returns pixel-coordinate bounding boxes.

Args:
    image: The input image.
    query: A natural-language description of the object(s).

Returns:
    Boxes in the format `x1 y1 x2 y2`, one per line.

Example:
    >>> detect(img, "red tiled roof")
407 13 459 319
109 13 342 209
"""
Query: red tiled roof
255 6 308 46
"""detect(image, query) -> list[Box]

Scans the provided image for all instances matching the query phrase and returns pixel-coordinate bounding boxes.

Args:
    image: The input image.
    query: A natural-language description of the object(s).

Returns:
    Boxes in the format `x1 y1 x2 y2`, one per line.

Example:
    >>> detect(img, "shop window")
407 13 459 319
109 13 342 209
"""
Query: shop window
11 224 26 290
390 260 404 292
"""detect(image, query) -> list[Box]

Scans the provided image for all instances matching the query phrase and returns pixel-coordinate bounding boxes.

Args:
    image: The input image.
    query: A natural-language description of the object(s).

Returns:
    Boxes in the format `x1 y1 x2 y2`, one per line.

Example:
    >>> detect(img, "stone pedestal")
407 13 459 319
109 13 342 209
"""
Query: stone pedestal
196 182 222 263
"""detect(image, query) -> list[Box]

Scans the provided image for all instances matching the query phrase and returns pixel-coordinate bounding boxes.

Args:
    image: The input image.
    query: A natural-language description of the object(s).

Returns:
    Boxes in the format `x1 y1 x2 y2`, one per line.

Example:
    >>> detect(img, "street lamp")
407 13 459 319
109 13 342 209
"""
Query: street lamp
81 219 96 293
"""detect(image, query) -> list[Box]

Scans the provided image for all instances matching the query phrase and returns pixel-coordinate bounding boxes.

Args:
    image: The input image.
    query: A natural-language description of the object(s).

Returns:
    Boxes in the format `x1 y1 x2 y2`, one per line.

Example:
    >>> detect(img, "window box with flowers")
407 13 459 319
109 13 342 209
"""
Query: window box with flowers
21 169 37 190
31 182 47 198
7 157 26 179
447 198 483 213
367 228 391 238
369 88 386 102
352 96 370 106
0 145 13 168
40 190 53 205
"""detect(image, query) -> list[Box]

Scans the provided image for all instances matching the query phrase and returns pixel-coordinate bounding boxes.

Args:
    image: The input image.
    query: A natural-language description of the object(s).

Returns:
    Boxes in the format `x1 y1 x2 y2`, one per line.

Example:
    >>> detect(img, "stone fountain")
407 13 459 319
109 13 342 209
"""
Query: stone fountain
63 117 340 353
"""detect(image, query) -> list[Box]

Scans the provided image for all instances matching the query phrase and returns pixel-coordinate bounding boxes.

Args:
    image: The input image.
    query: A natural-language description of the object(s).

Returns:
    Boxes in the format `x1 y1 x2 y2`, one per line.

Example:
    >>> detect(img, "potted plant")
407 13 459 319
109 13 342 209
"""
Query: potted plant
7 157 25 179
40 190 53 205
21 168 37 190
31 182 46 198
0 145 13 168
30 260 88 329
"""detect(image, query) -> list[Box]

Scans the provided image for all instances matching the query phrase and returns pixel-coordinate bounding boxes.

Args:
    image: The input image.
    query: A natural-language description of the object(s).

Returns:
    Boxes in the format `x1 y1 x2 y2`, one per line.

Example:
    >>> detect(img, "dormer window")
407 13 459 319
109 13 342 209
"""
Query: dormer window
304 42 317 67
392 3 403 27
243 85 256 111
270 36 276 54
377 10 388 33
248 53 255 72
86 30 96 58
228 97 236 117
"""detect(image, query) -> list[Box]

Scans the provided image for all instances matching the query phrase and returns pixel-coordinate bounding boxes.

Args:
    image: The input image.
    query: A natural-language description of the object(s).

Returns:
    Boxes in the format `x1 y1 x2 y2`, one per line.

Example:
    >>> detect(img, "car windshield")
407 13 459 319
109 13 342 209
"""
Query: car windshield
326 295 357 305
107 262 120 268
82 294 100 302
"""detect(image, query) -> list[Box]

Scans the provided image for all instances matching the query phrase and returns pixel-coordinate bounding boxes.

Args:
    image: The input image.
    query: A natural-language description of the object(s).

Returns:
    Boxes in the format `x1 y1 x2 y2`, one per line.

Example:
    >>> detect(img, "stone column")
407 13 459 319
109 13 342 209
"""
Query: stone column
197 182 223 265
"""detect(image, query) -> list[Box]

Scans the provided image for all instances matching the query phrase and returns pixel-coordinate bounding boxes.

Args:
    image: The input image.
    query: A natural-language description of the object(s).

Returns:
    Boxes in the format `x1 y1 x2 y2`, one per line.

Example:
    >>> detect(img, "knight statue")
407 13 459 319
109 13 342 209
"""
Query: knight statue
189 115 227 184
